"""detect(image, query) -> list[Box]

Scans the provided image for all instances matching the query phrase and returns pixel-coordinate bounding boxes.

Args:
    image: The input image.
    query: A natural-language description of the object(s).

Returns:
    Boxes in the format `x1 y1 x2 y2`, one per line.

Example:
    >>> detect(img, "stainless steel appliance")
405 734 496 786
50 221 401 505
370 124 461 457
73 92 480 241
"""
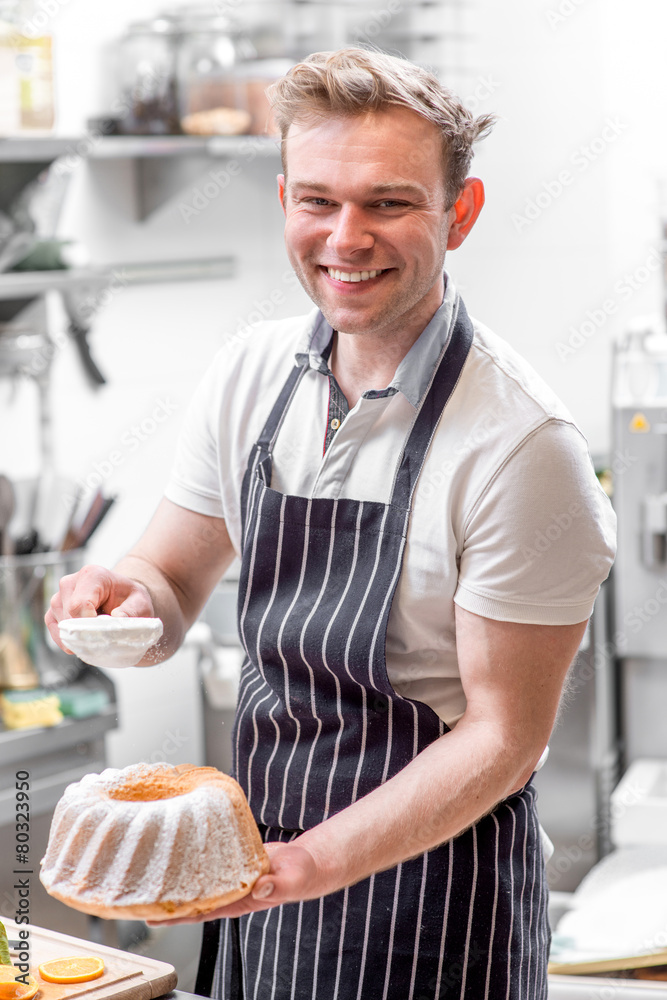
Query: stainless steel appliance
611 324 667 763
533 587 619 891
612 325 667 659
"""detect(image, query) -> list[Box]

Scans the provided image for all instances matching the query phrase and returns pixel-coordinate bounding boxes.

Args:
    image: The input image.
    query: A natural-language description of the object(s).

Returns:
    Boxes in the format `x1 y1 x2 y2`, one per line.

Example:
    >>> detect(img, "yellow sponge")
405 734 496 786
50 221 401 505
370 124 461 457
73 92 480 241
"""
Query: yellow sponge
1 690 63 729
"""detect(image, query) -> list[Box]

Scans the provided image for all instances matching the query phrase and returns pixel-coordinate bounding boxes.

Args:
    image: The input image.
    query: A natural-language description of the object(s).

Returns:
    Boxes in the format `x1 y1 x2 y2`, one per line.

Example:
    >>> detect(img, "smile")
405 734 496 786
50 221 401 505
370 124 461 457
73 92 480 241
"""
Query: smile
325 267 387 282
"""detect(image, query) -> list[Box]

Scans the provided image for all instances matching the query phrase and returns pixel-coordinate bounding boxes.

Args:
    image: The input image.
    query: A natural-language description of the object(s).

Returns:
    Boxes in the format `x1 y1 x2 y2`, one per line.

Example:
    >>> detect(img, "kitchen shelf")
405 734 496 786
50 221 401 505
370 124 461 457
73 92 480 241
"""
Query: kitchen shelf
93 134 280 160
0 136 78 162
0 133 280 162
0 134 281 219
0 703 117 764
0 705 117 822
0 257 236 301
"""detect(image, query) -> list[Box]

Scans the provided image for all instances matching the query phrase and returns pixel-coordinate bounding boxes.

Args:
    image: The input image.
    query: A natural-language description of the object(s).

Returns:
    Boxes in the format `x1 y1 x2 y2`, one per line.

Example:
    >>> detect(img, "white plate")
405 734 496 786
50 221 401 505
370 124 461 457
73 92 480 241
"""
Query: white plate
59 615 164 668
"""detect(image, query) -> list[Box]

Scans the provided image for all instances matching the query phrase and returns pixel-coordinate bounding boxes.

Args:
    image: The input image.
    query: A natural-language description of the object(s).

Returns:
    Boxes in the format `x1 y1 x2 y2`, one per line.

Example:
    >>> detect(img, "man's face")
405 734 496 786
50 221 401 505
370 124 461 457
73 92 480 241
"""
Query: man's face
279 108 456 340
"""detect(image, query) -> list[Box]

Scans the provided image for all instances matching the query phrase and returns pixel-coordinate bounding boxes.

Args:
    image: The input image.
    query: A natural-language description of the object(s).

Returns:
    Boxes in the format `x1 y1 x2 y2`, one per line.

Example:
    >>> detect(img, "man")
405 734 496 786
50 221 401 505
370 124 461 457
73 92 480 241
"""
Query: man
47 48 615 999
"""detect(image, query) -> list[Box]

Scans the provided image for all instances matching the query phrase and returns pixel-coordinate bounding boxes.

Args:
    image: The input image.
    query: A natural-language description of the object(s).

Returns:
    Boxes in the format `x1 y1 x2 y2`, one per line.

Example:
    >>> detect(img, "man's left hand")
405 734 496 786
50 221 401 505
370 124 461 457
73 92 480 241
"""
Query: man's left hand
146 842 320 925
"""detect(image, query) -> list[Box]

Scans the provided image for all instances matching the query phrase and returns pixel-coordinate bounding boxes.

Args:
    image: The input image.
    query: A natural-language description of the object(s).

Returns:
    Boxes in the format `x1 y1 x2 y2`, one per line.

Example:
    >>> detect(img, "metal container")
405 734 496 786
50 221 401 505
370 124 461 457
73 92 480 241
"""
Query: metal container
0 547 85 687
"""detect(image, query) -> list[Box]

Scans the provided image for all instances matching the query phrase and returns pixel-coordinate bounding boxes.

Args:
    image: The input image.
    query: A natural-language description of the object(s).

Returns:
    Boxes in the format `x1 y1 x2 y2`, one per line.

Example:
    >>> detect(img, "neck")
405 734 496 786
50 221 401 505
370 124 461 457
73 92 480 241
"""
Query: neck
328 275 447 408
330 286 446 407
330 327 421 408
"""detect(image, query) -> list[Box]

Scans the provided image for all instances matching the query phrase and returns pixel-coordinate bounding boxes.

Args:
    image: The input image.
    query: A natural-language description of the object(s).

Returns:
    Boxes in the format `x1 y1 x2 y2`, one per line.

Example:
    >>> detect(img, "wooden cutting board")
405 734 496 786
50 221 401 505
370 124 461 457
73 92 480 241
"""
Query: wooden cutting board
1 918 177 1000
549 947 667 976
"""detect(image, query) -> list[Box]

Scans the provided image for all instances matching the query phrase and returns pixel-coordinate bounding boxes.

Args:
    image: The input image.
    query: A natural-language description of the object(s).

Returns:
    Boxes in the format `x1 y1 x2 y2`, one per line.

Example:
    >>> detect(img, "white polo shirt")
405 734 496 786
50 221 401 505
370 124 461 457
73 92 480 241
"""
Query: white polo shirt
165 275 616 727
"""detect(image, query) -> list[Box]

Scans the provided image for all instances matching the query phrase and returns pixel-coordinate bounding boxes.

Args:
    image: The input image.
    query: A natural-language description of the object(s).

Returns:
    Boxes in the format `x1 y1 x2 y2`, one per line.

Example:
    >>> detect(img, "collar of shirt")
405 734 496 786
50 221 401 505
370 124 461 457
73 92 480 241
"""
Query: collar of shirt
293 273 457 410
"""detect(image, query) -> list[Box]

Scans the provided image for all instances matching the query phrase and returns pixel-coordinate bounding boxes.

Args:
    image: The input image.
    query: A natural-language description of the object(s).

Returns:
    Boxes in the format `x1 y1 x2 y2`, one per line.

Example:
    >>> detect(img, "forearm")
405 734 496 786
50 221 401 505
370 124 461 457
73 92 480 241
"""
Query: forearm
151 715 537 925
297 716 538 897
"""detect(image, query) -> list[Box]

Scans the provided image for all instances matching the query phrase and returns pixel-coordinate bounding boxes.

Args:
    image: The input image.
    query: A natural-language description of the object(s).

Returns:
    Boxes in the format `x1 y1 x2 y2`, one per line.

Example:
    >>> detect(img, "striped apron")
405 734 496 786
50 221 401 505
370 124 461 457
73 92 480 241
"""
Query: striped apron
199 297 550 1000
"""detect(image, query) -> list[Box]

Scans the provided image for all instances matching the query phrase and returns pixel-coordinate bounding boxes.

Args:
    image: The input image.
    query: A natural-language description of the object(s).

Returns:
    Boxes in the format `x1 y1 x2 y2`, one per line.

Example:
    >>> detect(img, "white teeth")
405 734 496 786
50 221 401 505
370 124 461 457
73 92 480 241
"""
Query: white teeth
327 267 383 282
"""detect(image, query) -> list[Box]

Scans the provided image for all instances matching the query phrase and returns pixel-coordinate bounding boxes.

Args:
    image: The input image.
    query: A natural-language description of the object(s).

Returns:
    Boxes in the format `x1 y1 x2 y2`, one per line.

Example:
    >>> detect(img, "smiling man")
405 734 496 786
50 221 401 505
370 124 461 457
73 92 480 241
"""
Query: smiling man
46 48 616 999
279 106 482 411
282 109 461 338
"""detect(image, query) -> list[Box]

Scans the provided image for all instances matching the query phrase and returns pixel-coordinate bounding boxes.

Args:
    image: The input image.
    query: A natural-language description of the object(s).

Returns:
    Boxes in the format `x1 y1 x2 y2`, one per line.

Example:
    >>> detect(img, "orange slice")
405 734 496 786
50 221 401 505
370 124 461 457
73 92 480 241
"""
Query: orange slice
0 967 39 1000
38 957 104 984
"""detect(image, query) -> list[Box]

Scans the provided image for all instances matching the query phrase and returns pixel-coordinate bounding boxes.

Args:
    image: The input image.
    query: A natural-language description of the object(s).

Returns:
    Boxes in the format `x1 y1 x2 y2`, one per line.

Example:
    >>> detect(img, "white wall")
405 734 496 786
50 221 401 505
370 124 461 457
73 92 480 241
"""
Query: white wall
449 0 666 455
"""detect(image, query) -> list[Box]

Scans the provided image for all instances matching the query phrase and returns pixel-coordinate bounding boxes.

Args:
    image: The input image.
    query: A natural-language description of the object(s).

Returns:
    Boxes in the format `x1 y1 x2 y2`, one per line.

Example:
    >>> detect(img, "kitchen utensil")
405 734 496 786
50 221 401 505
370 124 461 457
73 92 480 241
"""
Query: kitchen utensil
60 488 100 552
57 485 82 551
0 297 50 374
62 293 107 386
58 615 164 668
60 487 113 551
0 631 40 689
77 494 116 548
0 472 15 556
0 323 51 383
27 367 58 552
4 475 77 555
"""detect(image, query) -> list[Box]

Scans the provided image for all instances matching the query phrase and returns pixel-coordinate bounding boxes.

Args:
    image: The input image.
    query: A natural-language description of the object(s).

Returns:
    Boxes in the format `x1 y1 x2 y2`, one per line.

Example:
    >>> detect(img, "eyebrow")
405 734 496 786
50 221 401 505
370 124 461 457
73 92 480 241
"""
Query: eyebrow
288 180 428 198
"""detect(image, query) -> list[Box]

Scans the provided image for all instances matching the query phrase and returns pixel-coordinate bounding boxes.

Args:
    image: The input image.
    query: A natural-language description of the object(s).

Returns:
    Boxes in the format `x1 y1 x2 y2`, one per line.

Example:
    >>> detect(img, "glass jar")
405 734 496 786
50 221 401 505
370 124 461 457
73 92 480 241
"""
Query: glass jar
0 0 55 134
116 17 180 135
175 13 255 136
236 57 292 136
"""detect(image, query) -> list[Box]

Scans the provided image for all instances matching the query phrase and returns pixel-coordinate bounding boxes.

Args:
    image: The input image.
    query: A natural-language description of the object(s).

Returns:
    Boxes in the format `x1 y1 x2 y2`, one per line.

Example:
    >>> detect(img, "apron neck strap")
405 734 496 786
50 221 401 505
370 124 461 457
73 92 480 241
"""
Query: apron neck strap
390 296 474 510
256 363 308 453
251 296 474 505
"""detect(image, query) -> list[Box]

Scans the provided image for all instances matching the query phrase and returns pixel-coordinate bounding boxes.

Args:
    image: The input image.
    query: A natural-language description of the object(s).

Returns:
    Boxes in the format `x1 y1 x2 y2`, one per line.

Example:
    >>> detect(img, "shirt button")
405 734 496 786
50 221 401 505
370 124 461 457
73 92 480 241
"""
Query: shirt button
330 418 341 430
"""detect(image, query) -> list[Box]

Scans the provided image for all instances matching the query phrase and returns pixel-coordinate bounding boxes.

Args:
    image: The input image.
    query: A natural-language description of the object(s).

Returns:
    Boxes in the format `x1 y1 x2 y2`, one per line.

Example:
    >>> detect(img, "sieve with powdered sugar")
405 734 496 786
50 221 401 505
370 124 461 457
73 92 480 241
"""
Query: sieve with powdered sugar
58 615 164 668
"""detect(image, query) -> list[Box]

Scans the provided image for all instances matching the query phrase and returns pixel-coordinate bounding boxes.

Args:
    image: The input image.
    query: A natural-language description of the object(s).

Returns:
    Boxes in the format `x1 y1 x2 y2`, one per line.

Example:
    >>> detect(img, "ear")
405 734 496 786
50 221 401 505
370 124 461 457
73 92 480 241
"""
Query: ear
278 174 286 216
446 177 485 250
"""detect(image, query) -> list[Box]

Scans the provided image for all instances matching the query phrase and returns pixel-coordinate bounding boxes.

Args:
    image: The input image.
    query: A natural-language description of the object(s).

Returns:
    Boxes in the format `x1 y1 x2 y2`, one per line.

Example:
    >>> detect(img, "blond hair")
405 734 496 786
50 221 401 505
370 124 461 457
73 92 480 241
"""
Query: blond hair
267 47 496 208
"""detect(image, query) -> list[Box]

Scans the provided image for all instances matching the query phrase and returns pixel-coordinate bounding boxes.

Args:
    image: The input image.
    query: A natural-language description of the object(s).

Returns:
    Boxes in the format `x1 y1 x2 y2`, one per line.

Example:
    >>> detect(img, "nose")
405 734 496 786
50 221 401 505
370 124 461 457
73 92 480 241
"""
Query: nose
327 204 375 257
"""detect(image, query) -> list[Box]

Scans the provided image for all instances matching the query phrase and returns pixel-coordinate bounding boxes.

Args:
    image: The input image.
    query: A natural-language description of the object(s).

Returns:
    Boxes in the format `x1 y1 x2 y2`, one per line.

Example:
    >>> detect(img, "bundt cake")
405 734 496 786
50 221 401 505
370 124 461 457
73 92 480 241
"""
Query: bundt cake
39 762 270 920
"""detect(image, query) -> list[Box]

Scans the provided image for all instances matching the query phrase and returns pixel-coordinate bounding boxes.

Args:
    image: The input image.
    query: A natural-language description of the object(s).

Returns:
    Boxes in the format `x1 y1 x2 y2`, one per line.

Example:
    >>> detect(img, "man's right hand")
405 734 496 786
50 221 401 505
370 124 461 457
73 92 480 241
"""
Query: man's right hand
44 498 236 661
45 566 155 653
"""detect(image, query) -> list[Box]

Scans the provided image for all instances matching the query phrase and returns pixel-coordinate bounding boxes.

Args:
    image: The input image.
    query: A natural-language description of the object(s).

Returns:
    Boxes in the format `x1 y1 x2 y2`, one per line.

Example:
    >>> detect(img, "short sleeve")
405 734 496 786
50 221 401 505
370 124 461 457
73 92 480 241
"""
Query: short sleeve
454 420 616 625
164 362 225 520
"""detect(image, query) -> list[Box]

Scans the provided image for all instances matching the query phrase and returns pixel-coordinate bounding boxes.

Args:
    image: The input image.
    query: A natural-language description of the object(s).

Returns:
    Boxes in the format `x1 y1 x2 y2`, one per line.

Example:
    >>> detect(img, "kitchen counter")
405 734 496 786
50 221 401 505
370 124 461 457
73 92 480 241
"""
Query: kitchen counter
549 976 667 997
